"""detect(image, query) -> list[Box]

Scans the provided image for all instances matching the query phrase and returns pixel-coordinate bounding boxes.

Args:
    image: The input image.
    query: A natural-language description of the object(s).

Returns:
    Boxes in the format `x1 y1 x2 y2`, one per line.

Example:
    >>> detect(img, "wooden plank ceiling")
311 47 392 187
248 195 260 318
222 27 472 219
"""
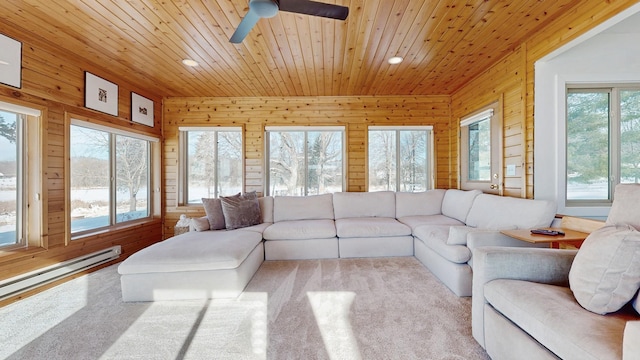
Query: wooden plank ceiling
0 0 583 97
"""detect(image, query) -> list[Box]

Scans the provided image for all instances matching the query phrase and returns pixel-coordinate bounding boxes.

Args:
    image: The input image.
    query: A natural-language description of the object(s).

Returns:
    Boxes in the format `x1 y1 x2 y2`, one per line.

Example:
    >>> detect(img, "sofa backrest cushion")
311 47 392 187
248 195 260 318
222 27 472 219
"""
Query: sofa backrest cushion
441 189 482 223
333 191 396 219
273 193 334 222
569 224 640 315
606 183 640 230
395 190 446 218
259 196 274 223
465 194 556 229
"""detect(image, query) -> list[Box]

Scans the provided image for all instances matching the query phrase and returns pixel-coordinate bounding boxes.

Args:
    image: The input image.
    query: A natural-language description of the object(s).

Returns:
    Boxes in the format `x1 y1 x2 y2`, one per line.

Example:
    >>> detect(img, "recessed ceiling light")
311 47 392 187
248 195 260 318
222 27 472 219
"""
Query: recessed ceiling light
182 59 199 67
388 56 403 65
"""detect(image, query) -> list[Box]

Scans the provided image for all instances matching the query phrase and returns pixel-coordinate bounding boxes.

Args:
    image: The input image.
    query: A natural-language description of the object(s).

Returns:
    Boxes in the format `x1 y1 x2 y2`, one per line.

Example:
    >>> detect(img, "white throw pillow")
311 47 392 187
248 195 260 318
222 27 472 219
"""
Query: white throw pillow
569 224 640 315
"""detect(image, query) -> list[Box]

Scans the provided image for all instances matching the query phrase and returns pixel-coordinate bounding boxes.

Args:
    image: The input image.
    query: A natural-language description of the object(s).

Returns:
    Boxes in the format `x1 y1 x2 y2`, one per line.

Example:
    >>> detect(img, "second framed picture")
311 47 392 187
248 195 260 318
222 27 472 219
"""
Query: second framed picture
131 92 154 127
85 72 119 116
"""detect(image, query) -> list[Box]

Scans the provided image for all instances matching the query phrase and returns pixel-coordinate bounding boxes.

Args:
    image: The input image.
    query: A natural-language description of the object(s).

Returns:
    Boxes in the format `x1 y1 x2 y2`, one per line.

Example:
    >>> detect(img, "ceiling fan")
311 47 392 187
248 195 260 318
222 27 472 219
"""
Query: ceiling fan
230 0 349 43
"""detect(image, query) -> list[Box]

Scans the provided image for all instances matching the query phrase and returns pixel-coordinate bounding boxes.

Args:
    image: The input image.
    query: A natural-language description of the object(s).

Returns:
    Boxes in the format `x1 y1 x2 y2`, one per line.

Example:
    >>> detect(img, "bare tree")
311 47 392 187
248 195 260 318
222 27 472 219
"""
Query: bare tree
115 136 148 211
270 132 301 195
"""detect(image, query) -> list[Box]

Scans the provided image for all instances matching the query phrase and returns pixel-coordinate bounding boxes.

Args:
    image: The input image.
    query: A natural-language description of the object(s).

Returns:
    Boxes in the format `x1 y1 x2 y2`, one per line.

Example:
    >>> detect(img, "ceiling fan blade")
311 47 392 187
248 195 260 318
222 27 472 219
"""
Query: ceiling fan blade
277 0 349 20
230 9 261 43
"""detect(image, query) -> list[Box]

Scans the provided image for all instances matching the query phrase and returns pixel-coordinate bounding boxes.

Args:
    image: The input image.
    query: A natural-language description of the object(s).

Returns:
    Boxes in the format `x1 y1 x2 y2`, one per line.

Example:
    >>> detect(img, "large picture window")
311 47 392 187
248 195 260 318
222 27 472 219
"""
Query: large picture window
70 120 153 235
266 127 344 196
179 127 243 204
566 87 640 204
368 126 432 192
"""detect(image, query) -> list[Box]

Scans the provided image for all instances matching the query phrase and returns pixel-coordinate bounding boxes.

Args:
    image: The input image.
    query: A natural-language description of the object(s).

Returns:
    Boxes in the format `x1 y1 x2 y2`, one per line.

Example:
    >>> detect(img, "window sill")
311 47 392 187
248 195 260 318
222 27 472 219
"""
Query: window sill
0 245 48 264
70 217 161 242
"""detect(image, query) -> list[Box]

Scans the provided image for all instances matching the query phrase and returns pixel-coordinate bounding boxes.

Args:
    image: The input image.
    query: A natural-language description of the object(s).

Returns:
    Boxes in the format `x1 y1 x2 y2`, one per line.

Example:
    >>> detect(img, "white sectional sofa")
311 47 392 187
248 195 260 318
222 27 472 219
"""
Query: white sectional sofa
118 189 556 301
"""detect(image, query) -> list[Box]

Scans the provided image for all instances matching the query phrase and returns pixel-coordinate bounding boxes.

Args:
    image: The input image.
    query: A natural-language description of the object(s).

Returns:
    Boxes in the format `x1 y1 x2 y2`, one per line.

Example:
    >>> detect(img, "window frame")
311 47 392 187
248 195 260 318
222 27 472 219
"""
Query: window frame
565 84 640 207
0 99 44 253
459 102 502 194
177 126 244 205
367 125 434 192
68 117 157 239
264 126 346 196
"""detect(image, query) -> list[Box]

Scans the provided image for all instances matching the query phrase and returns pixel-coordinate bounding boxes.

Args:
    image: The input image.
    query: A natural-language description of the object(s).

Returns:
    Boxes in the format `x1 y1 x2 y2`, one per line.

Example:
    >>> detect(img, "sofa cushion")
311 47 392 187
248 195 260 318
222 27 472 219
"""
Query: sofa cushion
262 219 336 240
273 194 334 222
335 217 411 238
441 189 481 223
220 192 262 230
633 291 640 315
397 214 464 232
413 225 471 263
259 196 274 223
465 194 555 230
485 279 631 360
202 197 227 230
118 230 264 274
395 190 446 218
447 225 517 246
606 183 640 230
333 191 396 219
569 224 640 314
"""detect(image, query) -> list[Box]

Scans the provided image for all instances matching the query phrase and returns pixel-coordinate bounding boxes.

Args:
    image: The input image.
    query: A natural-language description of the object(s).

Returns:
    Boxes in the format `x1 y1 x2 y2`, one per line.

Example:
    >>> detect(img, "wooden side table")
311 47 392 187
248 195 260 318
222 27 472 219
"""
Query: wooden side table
500 228 590 249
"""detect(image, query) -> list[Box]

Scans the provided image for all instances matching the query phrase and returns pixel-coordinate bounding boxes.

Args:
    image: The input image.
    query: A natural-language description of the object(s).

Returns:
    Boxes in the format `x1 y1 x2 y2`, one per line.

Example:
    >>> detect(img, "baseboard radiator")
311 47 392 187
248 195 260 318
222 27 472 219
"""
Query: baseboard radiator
0 245 121 301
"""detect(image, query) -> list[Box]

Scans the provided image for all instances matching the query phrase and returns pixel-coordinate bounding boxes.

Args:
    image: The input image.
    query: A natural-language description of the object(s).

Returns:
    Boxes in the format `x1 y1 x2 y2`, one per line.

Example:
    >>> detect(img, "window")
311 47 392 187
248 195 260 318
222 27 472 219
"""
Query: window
566 87 640 204
70 120 154 235
178 127 243 204
460 104 501 193
0 100 41 250
266 127 344 196
368 126 432 192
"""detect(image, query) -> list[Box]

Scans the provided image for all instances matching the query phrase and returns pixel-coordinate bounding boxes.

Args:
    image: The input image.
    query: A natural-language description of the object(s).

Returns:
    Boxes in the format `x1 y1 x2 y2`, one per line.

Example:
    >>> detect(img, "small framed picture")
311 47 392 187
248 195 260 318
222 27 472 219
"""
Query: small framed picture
84 72 118 116
131 92 154 127
0 33 22 89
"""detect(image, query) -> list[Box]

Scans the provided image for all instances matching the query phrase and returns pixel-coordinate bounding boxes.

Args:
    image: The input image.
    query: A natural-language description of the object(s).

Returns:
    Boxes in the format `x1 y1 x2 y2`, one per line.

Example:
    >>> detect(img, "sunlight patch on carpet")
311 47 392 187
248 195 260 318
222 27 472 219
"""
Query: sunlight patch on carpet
307 291 361 360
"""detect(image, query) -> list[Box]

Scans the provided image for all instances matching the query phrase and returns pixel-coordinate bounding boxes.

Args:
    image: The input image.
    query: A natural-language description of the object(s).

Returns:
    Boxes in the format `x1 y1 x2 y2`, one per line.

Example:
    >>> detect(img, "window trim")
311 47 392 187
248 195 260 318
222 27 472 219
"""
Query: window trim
264 126 346 196
67 116 158 240
178 126 244 205
0 98 44 254
565 84 640 207
367 125 434 192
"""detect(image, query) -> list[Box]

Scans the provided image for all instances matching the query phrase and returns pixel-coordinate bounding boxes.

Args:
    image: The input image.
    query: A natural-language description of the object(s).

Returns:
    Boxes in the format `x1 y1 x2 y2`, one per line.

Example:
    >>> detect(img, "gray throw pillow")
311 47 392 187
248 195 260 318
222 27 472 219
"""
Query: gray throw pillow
220 192 262 230
569 224 640 315
202 197 228 230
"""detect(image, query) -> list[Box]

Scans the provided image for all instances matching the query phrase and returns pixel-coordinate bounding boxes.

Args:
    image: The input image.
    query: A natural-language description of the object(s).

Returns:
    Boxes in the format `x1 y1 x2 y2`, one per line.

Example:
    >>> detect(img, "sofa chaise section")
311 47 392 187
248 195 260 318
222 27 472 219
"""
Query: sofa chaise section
333 191 413 258
118 229 264 301
262 193 338 260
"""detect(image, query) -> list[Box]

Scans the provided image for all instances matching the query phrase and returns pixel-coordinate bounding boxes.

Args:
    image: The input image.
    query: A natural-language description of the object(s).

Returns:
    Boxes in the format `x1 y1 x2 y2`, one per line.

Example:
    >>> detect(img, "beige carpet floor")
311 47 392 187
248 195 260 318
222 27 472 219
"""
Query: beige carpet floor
0 257 489 360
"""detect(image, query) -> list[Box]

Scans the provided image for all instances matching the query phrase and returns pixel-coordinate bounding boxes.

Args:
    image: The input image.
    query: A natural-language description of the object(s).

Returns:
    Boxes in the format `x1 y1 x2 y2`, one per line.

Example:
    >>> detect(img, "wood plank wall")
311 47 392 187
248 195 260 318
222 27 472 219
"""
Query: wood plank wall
162 96 452 237
0 22 164 306
452 0 639 199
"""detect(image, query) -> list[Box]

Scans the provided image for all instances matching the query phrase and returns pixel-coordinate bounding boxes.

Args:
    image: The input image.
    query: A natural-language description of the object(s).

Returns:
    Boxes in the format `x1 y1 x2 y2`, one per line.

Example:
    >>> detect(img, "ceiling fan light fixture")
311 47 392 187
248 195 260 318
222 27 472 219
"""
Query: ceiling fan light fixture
182 59 199 67
388 56 403 65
